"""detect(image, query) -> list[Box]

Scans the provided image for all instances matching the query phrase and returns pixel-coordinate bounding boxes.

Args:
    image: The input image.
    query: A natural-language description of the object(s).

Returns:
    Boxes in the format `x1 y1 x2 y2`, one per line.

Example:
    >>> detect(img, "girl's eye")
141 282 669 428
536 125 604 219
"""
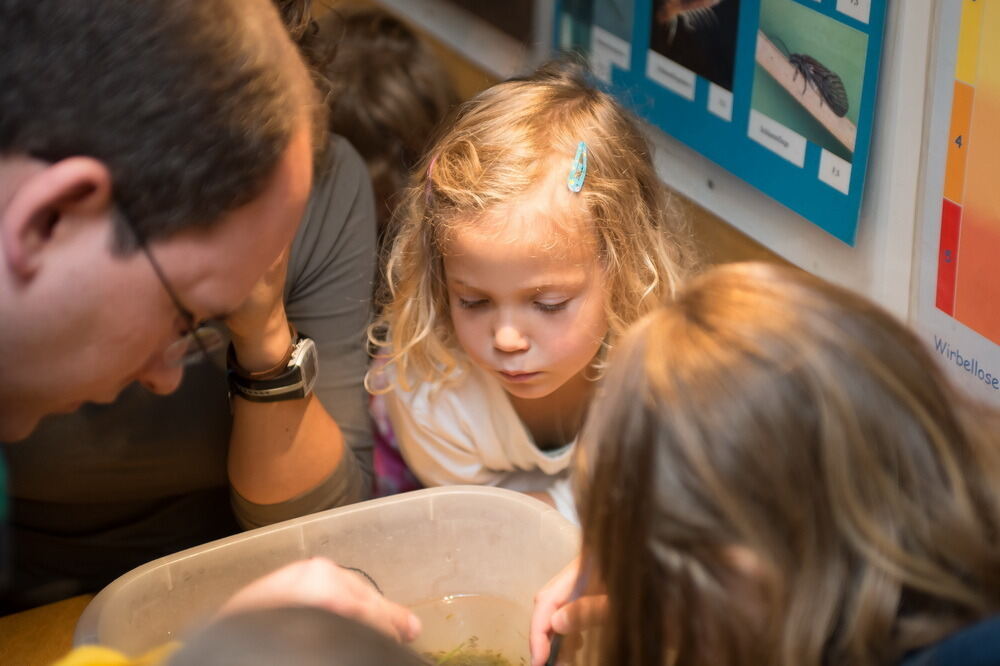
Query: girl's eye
458 298 488 309
534 300 569 313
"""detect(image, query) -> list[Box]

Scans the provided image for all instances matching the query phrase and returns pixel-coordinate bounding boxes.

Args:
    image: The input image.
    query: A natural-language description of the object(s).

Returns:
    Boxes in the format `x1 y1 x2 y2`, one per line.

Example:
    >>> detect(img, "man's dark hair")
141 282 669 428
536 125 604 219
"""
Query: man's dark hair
0 0 306 251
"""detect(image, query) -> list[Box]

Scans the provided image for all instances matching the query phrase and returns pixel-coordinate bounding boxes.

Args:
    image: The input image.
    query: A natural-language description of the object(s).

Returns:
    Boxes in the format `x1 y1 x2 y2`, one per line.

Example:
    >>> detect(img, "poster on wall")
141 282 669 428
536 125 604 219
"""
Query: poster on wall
914 0 1000 406
556 0 888 245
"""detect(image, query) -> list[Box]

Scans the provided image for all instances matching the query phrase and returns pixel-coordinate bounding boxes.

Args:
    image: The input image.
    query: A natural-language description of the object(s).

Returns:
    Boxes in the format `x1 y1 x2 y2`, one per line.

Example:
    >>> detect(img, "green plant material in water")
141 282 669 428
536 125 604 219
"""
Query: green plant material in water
424 648 519 665
422 637 523 666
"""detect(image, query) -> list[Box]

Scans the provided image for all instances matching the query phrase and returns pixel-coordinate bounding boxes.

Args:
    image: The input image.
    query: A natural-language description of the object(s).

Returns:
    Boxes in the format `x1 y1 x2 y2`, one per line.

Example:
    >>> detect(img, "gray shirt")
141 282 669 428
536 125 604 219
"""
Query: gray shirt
0 136 376 611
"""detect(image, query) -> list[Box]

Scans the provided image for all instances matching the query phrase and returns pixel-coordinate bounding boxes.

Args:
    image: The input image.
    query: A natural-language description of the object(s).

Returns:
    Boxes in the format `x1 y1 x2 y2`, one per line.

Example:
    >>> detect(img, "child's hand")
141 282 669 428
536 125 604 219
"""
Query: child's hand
217 557 422 644
529 556 608 666
525 491 556 508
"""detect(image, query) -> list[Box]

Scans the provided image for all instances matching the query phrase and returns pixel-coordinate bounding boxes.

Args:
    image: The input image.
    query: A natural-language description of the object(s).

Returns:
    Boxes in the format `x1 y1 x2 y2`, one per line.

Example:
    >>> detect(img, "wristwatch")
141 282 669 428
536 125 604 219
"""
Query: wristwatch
227 331 319 403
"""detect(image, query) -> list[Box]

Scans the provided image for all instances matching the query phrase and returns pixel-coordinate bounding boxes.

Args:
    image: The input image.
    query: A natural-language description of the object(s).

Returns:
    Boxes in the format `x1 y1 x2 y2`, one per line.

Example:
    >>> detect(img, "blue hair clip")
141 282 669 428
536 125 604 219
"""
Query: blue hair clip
567 141 588 193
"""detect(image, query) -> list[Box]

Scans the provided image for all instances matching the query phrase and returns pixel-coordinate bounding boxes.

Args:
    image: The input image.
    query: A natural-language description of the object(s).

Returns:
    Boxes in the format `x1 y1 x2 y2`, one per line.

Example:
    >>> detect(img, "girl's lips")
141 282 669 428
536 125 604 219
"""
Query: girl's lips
498 370 540 382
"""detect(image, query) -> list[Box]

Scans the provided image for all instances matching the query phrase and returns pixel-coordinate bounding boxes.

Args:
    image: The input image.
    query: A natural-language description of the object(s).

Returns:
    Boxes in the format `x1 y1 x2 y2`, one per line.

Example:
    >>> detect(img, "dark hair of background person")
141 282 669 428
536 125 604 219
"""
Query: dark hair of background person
275 0 319 53
0 0 311 253
273 0 331 94
316 6 458 245
167 606 428 666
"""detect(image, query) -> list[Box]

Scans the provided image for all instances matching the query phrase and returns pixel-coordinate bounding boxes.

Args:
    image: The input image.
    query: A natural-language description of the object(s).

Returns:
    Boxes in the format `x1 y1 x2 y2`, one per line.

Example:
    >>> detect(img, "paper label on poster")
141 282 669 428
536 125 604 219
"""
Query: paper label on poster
708 83 734 121
646 50 696 101
819 149 852 194
590 26 631 84
748 110 807 167
837 0 872 24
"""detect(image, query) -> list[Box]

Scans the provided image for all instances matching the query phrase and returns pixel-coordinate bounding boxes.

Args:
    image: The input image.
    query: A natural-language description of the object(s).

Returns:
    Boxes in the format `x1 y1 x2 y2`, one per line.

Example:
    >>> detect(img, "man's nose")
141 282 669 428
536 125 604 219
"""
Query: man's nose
137 358 185 396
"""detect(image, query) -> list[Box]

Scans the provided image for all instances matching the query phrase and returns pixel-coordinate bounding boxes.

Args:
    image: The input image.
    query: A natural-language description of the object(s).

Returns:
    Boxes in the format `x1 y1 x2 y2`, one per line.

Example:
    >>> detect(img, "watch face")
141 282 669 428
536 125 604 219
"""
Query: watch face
292 337 319 398
301 340 319 382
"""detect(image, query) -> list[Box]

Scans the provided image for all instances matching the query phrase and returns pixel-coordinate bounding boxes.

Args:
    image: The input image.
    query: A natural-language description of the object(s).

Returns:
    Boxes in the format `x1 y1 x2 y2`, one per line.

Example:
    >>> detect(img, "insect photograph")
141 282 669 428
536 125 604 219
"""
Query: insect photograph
772 36 850 117
750 0 867 161
649 0 741 92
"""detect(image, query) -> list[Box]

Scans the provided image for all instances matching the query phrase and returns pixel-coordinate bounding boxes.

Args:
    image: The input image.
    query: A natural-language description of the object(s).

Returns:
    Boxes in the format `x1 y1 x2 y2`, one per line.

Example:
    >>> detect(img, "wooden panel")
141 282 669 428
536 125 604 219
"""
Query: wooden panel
678 195 790 267
0 594 93 666
422 38 500 102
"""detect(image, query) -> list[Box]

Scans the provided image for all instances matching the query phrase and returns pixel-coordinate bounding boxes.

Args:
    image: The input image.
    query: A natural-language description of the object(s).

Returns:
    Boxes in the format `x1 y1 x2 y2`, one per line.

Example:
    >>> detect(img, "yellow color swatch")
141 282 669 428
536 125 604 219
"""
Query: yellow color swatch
956 0 983 84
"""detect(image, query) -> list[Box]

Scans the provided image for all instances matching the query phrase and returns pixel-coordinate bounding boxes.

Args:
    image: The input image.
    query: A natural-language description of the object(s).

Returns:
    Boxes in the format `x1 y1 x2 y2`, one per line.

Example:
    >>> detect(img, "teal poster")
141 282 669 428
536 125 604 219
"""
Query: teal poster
557 0 888 245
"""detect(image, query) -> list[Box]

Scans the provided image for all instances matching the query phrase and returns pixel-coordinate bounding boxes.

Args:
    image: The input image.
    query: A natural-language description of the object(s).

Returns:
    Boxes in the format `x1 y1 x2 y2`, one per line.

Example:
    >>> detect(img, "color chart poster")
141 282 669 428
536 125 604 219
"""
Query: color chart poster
915 0 1000 406
556 0 888 245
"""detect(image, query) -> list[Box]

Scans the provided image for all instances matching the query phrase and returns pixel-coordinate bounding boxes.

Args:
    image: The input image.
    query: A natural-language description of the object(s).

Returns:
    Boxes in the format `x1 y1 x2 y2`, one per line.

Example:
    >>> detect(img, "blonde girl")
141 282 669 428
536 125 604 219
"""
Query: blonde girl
532 262 1000 666
369 61 694 519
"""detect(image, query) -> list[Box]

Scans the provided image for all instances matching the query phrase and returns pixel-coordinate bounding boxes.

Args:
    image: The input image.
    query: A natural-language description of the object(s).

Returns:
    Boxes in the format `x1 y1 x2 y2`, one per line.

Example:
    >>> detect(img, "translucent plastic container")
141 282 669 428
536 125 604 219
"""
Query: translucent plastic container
75 486 579 660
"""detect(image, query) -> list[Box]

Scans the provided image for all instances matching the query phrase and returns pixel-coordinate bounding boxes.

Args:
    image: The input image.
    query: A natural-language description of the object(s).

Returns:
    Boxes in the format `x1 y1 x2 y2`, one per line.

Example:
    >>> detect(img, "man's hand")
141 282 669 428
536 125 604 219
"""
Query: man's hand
218 558 422 643
225 249 293 373
529 556 608 666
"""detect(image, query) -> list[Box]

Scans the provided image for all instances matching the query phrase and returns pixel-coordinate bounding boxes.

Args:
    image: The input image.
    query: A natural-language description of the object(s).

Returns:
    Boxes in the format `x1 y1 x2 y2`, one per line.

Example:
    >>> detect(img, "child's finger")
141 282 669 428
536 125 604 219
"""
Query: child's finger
528 604 557 666
551 594 608 634
355 597 422 644
529 558 582 665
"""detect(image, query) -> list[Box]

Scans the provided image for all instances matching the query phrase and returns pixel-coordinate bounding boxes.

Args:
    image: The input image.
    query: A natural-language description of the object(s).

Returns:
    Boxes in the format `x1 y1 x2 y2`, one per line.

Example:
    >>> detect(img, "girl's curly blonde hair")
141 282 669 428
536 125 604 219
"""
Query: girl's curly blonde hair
369 60 696 392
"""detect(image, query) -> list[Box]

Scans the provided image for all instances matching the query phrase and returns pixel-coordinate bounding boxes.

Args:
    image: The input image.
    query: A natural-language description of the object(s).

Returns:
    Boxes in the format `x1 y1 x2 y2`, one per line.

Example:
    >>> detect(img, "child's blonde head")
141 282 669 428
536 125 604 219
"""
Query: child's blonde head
578 262 1000 666
374 60 694 388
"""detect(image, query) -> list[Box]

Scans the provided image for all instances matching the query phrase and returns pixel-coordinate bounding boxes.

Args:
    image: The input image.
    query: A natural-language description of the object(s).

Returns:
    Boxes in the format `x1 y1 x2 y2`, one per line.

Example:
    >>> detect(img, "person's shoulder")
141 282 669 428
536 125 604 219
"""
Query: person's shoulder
900 616 1000 666
315 134 368 197
286 133 375 287
299 133 372 228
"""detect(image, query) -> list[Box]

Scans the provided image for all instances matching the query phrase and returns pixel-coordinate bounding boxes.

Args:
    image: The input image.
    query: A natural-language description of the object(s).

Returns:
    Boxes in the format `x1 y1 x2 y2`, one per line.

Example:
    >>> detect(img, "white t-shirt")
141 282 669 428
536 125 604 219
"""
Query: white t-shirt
382 363 578 522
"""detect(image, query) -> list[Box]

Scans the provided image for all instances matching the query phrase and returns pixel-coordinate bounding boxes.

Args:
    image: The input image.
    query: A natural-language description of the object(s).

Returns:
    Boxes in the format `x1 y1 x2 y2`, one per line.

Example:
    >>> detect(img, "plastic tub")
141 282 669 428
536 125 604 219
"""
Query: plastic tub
75 486 579 660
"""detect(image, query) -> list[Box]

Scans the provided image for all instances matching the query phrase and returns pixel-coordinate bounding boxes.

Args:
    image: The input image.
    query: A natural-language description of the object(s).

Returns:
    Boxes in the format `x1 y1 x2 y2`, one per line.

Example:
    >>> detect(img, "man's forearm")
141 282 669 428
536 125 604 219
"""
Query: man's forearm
228 393 347 505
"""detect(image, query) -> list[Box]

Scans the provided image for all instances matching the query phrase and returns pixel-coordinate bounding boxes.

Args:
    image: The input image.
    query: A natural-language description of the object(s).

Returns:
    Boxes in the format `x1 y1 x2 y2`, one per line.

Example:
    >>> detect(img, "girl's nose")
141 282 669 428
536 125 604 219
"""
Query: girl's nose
494 323 529 353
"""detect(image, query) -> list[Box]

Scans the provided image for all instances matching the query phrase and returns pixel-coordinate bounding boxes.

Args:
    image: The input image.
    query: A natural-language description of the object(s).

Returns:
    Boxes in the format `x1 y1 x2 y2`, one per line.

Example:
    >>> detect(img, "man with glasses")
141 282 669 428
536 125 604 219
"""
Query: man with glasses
0 0 417 651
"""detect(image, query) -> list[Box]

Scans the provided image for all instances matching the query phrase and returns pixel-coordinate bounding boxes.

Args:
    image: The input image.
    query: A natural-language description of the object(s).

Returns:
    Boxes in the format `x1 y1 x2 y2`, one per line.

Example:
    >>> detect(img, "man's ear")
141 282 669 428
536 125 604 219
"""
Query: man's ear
1 157 114 279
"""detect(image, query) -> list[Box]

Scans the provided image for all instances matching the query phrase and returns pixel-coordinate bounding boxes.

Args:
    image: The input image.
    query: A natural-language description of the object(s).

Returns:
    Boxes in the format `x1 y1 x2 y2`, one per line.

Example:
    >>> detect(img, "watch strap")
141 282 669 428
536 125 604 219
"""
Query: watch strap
228 366 309 402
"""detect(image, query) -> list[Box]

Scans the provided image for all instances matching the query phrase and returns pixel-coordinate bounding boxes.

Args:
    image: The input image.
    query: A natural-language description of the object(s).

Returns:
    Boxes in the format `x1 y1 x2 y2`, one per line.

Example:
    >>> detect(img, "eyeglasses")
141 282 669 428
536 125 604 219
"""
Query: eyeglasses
138 242 226 368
